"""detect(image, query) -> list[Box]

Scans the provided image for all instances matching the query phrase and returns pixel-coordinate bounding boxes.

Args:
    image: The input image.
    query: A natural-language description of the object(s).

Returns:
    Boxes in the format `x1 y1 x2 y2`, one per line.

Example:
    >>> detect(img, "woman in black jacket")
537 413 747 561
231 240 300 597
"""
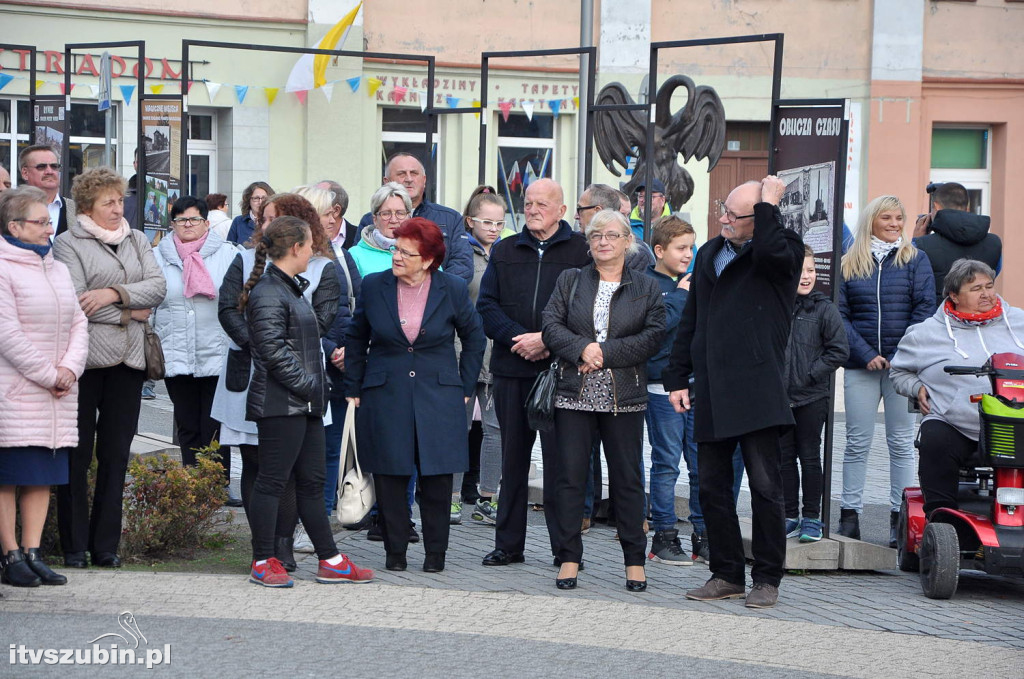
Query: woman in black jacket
542 210 665 591
239 216 372 588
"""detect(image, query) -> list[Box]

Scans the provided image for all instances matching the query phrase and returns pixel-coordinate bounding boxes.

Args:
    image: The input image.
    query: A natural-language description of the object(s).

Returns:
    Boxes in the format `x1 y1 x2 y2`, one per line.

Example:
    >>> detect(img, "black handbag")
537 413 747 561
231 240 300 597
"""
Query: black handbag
524 270 579 432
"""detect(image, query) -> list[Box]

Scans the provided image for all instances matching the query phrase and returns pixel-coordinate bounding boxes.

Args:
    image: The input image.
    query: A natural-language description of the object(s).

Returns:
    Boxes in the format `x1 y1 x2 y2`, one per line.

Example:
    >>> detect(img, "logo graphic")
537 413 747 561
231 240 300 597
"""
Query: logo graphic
89 611 148 648
9 611 171 668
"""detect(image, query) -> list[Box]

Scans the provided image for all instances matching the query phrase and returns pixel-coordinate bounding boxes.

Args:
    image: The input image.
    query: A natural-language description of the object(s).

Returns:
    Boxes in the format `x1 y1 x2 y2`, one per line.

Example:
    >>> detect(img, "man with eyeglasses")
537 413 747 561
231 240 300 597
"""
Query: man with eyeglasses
629 178 671 242
18 144 75 240
0 164 11 194
578 183 655 273
357 153 473 282
662 176 804 609
477 178 590 567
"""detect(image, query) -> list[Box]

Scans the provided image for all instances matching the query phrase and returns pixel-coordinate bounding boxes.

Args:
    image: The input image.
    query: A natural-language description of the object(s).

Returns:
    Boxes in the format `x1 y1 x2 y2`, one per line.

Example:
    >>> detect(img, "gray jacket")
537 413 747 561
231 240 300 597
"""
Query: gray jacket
152 231 242 378
53 220 167 371
890 300 1024 440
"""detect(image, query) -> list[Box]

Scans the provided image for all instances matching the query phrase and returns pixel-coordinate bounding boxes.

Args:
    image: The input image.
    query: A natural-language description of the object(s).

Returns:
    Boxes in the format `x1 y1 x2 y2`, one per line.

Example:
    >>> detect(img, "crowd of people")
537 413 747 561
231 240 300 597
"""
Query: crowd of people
0 144 1014 608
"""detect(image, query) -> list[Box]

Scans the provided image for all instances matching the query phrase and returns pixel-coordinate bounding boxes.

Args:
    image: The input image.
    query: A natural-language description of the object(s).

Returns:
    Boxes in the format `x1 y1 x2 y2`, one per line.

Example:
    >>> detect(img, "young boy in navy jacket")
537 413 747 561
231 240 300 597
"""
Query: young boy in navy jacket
781 245 849 542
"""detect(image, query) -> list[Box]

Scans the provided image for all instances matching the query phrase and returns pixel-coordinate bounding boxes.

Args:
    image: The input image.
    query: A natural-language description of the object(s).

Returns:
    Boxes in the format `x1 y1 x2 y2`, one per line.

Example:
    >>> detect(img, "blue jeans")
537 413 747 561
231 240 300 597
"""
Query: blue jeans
323 393 347 515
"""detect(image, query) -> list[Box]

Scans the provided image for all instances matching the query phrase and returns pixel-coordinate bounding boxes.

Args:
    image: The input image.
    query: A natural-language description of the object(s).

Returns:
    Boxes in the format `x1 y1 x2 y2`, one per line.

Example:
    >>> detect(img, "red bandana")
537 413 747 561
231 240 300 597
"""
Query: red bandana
944 297 1003 324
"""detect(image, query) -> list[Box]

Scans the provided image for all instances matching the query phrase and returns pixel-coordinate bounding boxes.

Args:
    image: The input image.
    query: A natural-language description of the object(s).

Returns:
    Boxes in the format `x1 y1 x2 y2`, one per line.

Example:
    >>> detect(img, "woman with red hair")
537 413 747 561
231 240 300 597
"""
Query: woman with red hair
344 218 485 573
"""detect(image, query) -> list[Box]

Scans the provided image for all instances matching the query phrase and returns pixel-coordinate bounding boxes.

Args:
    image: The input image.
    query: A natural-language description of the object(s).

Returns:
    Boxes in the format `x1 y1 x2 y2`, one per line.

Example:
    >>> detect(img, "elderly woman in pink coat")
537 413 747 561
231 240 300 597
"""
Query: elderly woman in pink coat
0 186 88 588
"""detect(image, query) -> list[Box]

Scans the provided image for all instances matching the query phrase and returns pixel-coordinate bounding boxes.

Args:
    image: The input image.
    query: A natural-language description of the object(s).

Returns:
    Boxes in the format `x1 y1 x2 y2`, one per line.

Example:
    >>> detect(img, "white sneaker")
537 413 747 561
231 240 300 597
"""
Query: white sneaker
293 524 315 553
450 501 463 525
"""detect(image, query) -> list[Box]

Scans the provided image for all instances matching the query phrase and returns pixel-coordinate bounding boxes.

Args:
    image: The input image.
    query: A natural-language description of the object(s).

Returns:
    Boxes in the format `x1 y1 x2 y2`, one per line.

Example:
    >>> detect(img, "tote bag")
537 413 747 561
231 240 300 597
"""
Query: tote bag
337 405 375 528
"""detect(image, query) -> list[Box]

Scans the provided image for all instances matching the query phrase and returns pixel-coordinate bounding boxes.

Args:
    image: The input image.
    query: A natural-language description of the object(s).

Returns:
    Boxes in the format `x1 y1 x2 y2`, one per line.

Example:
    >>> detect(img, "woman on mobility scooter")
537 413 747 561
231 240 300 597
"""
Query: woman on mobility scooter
890 258 1024 598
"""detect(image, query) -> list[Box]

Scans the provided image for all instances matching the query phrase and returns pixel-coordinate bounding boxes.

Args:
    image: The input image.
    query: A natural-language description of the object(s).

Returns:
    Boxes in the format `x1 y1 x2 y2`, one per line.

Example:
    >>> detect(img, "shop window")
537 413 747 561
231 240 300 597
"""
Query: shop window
381 107 439 201
497 113 555 231
930 126 990 214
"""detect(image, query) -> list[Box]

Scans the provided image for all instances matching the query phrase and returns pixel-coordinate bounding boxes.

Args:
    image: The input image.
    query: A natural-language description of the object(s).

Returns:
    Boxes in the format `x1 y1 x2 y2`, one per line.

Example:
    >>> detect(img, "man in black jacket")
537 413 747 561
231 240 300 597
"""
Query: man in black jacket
18 144 75 239
914 182 1002 300
476 178 590 566
663 176 803 609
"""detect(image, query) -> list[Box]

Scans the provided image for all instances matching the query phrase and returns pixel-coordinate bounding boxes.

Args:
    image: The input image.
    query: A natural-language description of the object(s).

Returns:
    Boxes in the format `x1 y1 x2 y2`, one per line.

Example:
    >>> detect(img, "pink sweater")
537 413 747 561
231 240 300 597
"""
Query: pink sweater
398 275 431 345
0 238 89 449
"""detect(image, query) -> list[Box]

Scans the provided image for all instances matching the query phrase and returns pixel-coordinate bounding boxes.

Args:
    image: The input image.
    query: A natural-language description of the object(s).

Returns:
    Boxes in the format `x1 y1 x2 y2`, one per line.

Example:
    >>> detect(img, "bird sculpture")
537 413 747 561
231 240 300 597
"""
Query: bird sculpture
594 75 726 209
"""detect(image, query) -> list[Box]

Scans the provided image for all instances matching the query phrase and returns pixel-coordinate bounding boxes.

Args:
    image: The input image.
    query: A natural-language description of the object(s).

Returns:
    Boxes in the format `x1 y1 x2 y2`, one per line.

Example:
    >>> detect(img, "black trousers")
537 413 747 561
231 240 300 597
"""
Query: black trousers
375 472 452 557
492 376 560 556
164 375 222 471
57 364 145 555
780 398 829 519
918 419 977 514
248 415 336 561
699 426 786 587
553 408 647 566
239 443 297 539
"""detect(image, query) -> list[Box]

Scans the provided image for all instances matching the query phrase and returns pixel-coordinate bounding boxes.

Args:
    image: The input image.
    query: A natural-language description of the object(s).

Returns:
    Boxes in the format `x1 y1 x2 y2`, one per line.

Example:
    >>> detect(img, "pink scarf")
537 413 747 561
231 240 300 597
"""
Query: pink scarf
173 232 216 299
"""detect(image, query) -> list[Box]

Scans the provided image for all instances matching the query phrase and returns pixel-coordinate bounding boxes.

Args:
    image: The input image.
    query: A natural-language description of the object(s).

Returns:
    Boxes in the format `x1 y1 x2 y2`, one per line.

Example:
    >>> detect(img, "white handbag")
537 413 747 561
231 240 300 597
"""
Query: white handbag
337 405 375 528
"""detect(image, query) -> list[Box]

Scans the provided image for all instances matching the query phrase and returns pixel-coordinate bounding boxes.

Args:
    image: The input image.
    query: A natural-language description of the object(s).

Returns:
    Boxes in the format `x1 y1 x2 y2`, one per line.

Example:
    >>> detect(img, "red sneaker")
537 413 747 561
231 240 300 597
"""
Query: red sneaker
316 554 375 584
250 557 294 588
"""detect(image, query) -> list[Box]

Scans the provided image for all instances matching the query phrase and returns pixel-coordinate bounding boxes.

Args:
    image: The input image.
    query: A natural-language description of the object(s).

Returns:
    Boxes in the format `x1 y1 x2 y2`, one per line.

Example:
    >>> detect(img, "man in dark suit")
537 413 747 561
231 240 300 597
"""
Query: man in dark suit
663 176 803 609
18 144 76 239
316 179 359 252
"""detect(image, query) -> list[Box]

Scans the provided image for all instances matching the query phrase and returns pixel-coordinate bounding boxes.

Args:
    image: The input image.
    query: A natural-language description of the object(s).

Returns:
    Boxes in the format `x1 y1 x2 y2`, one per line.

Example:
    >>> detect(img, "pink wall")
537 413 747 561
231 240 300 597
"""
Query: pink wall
7 0 306 21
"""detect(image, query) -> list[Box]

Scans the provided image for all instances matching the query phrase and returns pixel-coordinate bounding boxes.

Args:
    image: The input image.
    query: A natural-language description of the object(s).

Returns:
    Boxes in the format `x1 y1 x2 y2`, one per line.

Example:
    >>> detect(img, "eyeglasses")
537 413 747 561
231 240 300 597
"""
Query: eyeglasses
32 163 62 171
468 217 503 230
575 204 600 216
15 217 53 227
171 216 206 226
250 195 267 203
376 210 410 222
587 231 628 243
718 202 754 223
388 245 421 258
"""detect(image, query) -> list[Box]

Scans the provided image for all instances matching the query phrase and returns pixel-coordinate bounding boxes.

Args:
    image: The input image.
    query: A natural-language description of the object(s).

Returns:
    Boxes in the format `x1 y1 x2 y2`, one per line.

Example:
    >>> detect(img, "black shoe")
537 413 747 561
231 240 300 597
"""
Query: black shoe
626 579 648 592
225 497 244 508
1 550 42 587
837 509 860 540
555 577 577 590
63 551 88 569
91 552 122 568
385 553 408 571
342 512 375 531
482 548 525 566
649 529 694 565
275 537 297 572
690 533 710 563
423 552 446 573
366 515 384 542
552 557 585 571
408 523 420 544
24 549 67 586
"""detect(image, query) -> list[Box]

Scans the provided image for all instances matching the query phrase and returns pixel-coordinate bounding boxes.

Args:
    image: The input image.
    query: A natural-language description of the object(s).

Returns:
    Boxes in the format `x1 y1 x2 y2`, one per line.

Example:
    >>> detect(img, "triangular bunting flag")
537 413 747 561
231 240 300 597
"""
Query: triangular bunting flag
35 80 45 92
550 99 562 119
522 100 534 121
149 84 164 95
295 90 308 105
88 84 99 98
204 81 222 102
59 83 75 95
346 76 361 93
392 86 407 104
0 73 13 91
416 90 427 113
472 99 481 120
235 85 249 104
264 87 279 106
119 84 135 106
367 78 382 97
498 100 513 123
446 95 459 109
321 83 335 103
573 96 579 110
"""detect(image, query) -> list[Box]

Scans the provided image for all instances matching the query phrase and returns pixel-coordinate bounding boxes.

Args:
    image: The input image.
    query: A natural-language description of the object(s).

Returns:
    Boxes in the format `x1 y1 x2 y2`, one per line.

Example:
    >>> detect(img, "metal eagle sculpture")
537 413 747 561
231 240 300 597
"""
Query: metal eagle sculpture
594 75 727 209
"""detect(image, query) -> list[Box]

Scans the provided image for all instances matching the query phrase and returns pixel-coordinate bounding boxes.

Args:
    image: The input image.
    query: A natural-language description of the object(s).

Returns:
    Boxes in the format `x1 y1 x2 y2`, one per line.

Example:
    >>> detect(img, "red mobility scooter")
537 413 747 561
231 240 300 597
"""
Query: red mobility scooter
897 352 1024 599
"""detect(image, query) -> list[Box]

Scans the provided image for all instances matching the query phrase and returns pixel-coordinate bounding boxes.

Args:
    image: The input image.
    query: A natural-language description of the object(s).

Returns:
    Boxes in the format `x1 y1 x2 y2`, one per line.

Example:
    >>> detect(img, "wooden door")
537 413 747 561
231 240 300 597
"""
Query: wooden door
706 122 770 238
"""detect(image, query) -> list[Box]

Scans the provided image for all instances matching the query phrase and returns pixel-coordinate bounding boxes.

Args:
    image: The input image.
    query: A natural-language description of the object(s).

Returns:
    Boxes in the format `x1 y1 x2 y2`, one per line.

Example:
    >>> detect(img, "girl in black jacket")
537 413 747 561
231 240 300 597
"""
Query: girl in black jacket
239 216 373 588
780 246 849 542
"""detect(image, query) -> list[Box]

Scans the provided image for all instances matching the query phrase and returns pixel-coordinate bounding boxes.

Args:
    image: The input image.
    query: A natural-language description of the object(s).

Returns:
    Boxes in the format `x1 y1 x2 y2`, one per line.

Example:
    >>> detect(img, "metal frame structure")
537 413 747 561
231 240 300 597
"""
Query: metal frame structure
179 40 436 199
2 43 38 148
477 47 597 188
63 41 146 225
773 96 850 538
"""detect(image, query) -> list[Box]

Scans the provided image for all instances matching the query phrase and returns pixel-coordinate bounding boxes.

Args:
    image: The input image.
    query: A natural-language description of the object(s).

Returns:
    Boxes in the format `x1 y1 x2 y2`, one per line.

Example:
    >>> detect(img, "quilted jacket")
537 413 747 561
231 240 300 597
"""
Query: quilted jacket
152 231 241 378
0 237 89 448
53 219 166 371
542 263 665 409
838 249 935 368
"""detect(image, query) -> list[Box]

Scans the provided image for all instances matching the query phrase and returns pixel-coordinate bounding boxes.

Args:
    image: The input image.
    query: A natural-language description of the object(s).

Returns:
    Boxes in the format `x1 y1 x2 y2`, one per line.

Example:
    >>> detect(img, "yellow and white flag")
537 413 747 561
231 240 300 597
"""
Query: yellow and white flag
285 1 363 93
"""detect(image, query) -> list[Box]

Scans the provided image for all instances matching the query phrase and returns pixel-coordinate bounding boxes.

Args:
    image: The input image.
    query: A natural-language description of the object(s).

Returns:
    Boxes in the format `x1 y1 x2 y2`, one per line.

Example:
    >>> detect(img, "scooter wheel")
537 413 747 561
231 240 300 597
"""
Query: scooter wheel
920 522 959 599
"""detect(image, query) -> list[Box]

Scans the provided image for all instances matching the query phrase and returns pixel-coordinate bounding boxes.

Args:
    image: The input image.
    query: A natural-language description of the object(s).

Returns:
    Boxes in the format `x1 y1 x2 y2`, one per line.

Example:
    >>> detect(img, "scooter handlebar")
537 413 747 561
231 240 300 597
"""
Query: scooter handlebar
943 365 990 376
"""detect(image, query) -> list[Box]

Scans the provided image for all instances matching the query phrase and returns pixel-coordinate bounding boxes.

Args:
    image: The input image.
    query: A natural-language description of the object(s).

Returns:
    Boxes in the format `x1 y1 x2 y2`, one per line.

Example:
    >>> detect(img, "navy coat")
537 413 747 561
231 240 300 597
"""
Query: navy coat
344 269 485 476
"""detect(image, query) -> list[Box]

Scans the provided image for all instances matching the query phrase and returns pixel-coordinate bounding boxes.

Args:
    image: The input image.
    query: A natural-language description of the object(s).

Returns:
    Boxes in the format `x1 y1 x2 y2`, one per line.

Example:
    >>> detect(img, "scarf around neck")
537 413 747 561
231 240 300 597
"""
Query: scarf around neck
78 213 132 245
944 297 1003 326
870 235 901 263
370 228 397 251
173 232 217 299
3 234 51 259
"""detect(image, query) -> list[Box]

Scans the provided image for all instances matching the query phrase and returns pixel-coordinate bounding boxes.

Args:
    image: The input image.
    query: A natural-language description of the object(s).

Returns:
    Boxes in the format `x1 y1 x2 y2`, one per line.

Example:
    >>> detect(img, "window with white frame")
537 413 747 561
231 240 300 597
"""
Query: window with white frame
930 125 991 215
187 111 217 198
497 113 554 231
381 107 439 202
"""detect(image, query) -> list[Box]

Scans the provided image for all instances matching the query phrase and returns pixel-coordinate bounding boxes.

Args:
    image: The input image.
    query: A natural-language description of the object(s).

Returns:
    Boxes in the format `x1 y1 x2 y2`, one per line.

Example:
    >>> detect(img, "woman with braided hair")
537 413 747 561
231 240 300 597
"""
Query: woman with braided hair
240 215 372 587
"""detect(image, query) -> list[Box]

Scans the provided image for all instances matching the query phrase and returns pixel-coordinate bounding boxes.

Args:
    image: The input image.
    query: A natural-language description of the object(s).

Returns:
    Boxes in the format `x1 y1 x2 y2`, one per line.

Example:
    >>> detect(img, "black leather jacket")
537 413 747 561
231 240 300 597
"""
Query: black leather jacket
245 264 327 419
